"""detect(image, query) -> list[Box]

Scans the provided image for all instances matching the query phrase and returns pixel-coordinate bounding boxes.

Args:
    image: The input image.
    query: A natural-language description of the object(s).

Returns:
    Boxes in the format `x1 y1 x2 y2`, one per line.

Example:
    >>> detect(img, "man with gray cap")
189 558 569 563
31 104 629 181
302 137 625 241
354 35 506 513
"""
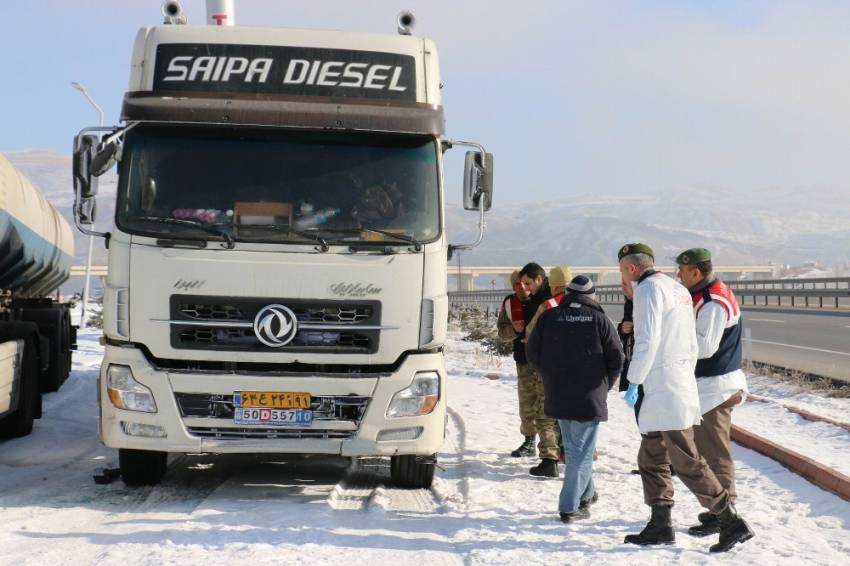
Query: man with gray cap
676 248 749 537
497 269 535 457
527 275 623 522
619 243 753 553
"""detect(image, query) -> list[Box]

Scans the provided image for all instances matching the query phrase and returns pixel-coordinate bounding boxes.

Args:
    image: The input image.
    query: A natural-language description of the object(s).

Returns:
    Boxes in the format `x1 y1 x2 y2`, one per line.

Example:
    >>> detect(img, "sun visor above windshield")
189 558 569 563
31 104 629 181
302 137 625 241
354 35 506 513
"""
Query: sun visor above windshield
121 94 445 135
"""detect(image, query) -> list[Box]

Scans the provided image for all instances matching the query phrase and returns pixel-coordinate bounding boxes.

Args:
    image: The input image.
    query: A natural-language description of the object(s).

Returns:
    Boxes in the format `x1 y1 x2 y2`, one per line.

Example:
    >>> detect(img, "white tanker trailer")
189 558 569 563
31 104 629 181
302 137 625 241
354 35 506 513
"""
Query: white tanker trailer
0 153 76 438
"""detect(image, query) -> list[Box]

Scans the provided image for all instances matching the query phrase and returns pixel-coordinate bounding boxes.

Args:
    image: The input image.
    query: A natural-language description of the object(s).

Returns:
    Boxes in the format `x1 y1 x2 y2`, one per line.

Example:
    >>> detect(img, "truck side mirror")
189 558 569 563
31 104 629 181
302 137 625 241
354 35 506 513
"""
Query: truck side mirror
78 196 97 225
73 134 100 198
462 151 494 211
91 140 122 177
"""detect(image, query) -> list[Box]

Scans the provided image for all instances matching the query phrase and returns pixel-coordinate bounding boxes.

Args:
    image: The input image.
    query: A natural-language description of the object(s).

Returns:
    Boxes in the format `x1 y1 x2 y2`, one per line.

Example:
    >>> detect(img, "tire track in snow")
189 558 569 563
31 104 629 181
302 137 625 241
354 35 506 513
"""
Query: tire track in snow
431 406 470 513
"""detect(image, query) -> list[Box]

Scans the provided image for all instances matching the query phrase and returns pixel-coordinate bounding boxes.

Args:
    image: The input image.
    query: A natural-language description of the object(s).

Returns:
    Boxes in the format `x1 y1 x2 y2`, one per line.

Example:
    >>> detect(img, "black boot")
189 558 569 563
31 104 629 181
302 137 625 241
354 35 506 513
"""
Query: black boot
710 505 755 553
560 507 591 523
579 492 599 509
624 505 675 546
529 458 559 478
511 436 535 457
688 511 721 537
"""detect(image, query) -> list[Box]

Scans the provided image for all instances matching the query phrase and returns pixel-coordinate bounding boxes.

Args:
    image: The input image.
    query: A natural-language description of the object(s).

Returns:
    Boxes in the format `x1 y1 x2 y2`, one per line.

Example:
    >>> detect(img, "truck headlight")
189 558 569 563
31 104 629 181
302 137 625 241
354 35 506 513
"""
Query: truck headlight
106 365 157 413
386 371 440 418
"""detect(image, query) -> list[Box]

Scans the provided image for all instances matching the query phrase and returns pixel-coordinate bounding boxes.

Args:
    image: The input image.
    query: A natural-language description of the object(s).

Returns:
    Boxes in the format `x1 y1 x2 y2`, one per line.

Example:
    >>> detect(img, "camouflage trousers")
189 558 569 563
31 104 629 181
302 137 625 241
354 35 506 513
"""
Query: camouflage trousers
516 363 560 460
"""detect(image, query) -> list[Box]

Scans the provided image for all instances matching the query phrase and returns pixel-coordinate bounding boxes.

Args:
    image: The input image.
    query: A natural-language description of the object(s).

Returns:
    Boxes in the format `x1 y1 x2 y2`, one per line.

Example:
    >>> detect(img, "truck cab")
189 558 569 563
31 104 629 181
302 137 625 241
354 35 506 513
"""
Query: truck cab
73 3 493 488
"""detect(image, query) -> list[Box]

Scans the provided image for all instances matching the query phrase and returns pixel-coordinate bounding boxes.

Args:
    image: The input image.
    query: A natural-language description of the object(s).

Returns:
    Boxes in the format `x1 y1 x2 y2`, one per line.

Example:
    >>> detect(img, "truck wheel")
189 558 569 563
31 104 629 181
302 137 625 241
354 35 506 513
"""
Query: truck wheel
0 337 40 438
119 449 168 486
390 454 436 489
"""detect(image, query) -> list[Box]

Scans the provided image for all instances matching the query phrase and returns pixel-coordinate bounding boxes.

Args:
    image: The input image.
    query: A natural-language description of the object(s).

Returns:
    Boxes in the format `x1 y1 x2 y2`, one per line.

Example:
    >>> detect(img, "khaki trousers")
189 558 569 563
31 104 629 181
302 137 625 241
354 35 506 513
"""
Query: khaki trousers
516 363 559 460
638 428 730 514
693 391 744 504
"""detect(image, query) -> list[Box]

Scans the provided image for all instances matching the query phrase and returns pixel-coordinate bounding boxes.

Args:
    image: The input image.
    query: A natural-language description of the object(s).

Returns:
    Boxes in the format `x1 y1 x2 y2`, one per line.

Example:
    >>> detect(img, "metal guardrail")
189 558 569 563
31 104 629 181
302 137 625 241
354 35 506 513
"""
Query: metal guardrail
597 277 850 309
450 277 850 310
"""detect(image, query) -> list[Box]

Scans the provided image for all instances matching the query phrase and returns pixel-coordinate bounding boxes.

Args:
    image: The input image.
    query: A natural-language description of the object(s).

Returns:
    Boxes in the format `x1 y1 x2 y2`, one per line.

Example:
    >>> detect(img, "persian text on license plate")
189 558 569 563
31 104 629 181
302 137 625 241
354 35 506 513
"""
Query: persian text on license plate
233 407 313 426
234 391 311 409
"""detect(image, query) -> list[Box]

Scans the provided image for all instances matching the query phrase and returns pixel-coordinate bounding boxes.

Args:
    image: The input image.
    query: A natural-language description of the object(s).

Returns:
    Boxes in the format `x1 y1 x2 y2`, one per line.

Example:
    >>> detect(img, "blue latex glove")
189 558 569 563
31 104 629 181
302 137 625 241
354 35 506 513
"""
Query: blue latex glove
623 383 639 407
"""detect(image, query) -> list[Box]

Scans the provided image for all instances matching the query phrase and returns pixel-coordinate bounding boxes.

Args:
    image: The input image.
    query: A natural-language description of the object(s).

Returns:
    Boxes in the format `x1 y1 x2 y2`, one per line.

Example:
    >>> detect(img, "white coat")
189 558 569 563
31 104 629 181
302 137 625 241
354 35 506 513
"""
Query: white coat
627 272 701 433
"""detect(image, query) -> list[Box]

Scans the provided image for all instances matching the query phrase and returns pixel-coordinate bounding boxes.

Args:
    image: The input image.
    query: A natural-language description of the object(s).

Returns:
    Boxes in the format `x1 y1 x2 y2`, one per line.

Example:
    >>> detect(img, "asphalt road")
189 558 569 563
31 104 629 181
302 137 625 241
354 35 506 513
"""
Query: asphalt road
602 304 850 383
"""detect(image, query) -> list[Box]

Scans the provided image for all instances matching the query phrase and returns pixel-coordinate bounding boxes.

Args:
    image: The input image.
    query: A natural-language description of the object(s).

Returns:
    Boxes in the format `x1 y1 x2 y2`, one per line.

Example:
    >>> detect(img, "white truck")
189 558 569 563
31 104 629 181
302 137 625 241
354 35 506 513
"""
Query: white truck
73 0 493 488
1 154 76 438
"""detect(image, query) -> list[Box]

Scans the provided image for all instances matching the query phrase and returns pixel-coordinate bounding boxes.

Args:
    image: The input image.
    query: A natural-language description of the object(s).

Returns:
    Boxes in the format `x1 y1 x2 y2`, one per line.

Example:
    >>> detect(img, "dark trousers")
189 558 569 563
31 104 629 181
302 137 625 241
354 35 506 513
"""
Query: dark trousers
638 428 730 514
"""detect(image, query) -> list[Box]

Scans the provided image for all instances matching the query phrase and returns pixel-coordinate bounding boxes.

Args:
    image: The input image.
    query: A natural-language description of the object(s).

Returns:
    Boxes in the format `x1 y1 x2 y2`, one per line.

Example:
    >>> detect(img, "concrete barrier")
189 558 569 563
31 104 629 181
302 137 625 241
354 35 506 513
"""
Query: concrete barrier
731 425 850 502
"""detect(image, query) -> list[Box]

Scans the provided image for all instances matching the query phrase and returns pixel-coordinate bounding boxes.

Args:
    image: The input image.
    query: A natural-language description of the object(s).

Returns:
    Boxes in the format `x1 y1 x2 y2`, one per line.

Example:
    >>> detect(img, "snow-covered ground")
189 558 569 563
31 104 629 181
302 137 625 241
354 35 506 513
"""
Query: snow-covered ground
0 329 848 565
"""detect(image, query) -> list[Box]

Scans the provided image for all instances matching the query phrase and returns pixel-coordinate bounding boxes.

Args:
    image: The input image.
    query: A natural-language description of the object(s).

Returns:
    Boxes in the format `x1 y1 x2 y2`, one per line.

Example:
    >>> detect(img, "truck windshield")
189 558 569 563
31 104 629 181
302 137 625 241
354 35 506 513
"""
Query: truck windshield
115 125 440 246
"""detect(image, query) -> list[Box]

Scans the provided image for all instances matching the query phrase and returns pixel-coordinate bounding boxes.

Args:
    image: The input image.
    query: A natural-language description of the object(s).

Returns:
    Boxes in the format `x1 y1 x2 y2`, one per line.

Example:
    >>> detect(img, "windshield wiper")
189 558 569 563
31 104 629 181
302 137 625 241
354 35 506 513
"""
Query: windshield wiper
137 216 235 249
360 228 422 251
237 224 330 252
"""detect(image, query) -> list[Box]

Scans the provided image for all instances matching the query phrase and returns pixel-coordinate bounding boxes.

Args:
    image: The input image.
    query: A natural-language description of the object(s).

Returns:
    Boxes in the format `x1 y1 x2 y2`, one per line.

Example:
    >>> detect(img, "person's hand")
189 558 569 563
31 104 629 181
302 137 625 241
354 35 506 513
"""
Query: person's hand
511 320 525 333
623 383 639 407
621 321 634 334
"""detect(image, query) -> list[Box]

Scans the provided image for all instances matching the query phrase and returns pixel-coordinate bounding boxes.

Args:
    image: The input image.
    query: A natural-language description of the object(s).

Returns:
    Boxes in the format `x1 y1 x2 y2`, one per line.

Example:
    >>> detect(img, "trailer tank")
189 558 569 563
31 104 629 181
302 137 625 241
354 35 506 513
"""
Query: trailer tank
0 154 74 297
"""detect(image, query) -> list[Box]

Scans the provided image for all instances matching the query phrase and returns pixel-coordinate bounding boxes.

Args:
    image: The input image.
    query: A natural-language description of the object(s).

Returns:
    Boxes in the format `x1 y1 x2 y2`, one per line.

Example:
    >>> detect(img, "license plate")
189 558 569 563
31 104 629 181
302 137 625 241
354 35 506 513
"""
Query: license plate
233 407 313 426
234 391 311 409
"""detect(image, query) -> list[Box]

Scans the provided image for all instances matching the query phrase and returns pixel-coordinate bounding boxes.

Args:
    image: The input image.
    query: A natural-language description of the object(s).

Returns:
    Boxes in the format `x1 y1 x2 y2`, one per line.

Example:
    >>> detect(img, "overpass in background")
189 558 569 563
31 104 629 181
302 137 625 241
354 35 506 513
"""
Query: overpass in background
447 265 779 291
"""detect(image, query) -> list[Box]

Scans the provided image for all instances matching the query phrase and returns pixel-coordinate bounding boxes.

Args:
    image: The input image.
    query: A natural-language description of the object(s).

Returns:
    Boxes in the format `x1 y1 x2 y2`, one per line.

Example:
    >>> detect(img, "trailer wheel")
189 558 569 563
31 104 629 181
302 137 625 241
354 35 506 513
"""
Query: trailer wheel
0 337 40 438
119 449 168 486
390 454 436 489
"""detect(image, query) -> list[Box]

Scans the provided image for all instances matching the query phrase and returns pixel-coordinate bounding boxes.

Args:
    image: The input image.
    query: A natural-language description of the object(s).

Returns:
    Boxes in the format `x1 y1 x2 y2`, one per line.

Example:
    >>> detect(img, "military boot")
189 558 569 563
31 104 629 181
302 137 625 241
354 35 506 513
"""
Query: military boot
709 505 755 553
510 436 536 457
624 505 675 546
529 458 559 478
688 511 721 537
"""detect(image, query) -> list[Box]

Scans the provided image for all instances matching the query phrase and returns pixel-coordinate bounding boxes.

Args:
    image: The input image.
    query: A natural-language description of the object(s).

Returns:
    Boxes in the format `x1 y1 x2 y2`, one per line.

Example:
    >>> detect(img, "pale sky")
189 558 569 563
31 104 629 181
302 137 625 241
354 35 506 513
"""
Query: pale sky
3 0 850 204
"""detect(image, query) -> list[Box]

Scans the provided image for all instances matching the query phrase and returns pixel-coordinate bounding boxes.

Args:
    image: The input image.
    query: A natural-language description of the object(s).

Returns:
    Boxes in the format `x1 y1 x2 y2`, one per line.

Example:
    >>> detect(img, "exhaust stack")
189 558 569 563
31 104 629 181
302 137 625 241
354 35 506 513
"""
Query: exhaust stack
207 0 236 26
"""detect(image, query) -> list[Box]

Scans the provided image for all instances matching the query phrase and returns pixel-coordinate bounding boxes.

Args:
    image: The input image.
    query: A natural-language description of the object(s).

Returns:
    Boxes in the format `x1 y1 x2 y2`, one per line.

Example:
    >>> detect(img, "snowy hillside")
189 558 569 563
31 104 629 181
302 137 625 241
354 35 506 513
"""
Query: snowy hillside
447 192 850 269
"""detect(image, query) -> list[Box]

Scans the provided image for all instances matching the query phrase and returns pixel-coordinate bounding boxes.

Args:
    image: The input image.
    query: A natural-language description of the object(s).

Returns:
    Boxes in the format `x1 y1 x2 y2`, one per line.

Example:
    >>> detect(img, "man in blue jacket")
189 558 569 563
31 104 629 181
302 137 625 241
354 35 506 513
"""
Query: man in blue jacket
527 275 624 522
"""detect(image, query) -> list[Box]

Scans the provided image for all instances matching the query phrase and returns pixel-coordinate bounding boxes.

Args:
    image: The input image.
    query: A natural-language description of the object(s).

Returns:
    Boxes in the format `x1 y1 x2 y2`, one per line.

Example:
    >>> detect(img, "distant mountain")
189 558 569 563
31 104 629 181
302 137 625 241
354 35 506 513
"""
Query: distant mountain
6 150 850 287
446 191 850 274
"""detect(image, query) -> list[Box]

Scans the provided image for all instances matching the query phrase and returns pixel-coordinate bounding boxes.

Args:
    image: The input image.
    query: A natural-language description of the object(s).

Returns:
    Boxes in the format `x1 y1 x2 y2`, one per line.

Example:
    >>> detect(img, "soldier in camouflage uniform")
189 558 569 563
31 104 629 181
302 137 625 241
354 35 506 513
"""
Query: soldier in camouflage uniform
497 270 536 456
518 263 560 477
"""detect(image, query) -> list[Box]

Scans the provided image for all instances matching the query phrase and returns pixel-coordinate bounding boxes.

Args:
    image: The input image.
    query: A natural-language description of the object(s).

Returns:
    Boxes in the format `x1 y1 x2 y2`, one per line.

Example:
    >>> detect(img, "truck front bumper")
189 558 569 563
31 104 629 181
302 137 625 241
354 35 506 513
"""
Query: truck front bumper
99 345 446 457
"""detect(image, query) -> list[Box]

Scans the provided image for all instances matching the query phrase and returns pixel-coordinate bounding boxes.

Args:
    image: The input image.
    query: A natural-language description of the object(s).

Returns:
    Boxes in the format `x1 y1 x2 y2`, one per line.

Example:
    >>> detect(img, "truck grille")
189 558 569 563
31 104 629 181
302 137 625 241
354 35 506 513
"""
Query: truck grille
178 302 372 324
187 427 355 440
169 295 381 353
177 328 372 349
175 393 370 422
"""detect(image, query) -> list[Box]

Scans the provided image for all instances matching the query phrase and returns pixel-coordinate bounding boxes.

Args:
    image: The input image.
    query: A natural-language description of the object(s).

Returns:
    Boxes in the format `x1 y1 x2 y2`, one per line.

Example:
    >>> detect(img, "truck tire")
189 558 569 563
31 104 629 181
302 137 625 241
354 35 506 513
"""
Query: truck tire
119 449 168 486
0 337 40 438
390 454 436 489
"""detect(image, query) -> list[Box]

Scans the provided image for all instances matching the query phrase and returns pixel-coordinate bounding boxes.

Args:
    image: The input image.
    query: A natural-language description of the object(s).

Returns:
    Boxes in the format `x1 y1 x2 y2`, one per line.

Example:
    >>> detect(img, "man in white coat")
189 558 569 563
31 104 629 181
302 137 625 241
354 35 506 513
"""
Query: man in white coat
676 248 749 537
618 243 754 553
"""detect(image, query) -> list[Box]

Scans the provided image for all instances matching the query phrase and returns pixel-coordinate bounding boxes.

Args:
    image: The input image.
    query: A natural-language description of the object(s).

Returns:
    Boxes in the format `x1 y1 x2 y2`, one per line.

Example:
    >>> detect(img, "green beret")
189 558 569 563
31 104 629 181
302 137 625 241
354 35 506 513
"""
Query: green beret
676 248 711 265
618 243 654 261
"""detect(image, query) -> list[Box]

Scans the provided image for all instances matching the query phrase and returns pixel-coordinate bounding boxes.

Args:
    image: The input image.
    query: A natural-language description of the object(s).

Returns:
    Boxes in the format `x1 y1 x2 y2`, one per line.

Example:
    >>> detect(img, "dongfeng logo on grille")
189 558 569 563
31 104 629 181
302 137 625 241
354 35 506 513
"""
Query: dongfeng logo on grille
253 304 298 347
